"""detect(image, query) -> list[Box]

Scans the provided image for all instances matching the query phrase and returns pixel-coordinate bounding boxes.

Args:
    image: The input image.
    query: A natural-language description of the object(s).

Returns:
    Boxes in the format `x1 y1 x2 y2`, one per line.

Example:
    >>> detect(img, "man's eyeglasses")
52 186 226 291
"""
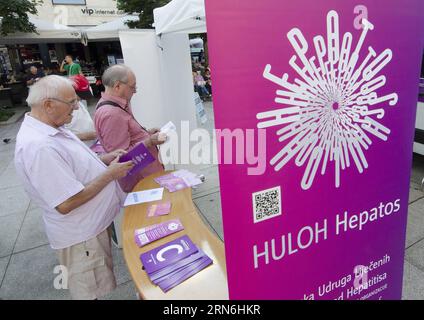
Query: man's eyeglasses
120 81 137 92
47 97 79 108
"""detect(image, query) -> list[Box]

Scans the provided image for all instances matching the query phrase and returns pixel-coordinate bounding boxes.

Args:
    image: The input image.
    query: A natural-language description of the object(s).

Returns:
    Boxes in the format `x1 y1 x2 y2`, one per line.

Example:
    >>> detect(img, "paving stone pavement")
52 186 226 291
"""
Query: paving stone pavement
0 101 423 299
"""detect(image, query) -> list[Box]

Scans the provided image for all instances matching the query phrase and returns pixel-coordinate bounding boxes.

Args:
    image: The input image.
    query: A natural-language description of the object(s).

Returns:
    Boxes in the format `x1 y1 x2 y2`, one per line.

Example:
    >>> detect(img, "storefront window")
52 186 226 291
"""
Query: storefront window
18 45 43 71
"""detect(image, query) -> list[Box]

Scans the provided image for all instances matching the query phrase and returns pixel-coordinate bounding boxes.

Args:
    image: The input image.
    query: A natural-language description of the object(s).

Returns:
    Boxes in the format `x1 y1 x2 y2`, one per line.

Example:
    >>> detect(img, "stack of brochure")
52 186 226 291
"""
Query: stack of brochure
154 170 203 192
134 219 184 247
140 235 213 292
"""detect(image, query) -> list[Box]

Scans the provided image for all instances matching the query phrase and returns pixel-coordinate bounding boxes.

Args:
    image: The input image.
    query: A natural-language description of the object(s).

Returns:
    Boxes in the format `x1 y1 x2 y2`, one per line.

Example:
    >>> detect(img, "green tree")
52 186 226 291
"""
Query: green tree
117 0 171 29
0 0 41 36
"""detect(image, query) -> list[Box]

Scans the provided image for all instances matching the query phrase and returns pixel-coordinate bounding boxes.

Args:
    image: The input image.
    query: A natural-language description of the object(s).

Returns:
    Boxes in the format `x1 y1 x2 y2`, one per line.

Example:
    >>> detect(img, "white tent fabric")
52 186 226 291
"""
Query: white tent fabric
84 15 139 40
153 0 206 35
0 16 81 44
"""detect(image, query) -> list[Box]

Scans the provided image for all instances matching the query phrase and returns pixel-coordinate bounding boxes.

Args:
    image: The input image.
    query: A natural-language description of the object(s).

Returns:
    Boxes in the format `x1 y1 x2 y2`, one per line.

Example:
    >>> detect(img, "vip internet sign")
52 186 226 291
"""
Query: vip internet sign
205 0 424 299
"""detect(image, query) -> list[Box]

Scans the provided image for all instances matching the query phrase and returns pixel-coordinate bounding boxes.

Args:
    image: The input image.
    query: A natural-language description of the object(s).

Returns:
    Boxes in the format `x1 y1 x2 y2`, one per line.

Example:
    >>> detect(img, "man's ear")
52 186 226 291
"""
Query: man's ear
42 99 53 114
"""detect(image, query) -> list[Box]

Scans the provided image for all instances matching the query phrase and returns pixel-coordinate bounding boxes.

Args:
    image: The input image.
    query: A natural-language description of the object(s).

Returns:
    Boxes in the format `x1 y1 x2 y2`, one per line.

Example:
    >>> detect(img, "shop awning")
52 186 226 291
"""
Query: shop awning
153 0 206 35
0 17 82 44
83 15 139 41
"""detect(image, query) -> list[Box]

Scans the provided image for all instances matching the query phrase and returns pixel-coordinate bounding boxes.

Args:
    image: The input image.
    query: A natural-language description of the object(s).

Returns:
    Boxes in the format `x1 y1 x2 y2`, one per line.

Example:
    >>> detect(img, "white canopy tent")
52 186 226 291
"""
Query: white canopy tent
0 17 81 44
153 0 206 35
83 15 139 41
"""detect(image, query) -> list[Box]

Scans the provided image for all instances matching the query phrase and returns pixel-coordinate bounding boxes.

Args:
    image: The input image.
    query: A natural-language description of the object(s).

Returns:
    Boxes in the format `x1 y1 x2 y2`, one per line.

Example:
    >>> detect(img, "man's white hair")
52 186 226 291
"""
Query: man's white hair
102 64 133 88
26 75 74 107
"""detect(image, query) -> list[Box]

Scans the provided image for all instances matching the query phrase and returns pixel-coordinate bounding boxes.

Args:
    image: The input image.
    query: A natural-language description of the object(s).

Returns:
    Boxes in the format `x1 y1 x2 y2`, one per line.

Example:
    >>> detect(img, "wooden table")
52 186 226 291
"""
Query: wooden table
122 171 229 300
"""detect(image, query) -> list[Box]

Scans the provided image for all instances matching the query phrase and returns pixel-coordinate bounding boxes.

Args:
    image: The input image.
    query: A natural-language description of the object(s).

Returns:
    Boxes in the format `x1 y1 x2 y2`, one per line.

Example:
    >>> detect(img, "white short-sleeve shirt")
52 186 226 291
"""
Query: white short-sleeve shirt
15 114 126 249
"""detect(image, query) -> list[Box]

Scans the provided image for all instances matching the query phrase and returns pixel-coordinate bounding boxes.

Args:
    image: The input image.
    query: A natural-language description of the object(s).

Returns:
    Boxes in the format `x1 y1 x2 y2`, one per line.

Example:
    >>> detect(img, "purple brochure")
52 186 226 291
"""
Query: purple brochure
135 222 161 234
160 258 213 293
154 173 178 185
140 235 197 274
150 248 205 283
119 142 155 176
154 173 174 184
163 178 189 192
147 201 171 217
154 174 190 192
134 219 184 247
158 251 212 284
158 255 213 292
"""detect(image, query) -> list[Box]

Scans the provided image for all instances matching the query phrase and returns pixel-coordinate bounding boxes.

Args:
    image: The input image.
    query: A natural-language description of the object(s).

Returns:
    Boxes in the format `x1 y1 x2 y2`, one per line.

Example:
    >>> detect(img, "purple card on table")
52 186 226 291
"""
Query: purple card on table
147 201 172 217
134 219 184 247
154 173 175 184
154 174 190 192
140 235 197 274
163 178 189 192
119 143 155 176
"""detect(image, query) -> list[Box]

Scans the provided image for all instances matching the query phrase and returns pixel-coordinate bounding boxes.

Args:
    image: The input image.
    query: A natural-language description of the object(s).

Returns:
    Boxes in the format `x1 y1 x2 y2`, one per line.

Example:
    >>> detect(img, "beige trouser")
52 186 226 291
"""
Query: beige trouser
56 226 116 300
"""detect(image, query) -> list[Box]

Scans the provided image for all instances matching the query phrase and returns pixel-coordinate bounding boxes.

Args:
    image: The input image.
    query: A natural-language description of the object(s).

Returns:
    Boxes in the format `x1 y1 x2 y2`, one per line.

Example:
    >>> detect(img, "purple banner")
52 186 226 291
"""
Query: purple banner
205 0 424 299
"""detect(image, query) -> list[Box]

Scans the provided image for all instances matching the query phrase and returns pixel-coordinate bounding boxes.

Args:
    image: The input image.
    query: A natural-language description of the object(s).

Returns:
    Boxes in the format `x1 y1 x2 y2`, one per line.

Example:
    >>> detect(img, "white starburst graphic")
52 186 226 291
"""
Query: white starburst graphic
257 10 398 190
168 223 179 231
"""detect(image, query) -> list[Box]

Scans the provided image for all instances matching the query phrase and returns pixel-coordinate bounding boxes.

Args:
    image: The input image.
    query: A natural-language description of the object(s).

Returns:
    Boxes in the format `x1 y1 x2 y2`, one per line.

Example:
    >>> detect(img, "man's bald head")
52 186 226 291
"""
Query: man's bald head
102 64 137 102
102 64 134 88
26 75 75 108
26 75 79 128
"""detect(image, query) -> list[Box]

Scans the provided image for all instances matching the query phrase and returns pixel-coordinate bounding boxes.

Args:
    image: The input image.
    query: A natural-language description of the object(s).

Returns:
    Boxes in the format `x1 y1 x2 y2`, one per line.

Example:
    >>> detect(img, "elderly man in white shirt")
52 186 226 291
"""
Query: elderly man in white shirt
14 75 134 300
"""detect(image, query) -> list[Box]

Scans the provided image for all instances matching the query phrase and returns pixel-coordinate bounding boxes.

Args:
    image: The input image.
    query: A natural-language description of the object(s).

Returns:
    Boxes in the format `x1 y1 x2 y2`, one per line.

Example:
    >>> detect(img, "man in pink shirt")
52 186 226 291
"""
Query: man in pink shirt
94 64 165 192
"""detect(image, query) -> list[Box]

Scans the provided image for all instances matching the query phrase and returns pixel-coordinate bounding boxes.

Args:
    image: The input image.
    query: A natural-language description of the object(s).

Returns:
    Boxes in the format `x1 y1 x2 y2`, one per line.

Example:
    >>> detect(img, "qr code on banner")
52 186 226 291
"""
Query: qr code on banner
252 186 282 223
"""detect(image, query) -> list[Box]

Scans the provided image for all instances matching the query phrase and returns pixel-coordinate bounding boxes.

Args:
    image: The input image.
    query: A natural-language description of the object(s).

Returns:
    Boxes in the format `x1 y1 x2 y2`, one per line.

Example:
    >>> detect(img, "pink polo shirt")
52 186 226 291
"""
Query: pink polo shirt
94 92 164 191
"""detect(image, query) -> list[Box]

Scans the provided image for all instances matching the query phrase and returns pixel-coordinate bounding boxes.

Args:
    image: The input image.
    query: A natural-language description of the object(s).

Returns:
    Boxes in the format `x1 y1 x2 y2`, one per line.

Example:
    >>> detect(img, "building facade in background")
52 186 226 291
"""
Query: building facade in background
0 0 127 103
35 0 126 27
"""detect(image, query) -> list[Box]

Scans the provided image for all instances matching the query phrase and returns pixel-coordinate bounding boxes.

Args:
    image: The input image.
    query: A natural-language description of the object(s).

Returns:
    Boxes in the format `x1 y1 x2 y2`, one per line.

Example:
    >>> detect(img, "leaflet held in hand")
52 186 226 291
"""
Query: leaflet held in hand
158 121 177 142
119 142 155 176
